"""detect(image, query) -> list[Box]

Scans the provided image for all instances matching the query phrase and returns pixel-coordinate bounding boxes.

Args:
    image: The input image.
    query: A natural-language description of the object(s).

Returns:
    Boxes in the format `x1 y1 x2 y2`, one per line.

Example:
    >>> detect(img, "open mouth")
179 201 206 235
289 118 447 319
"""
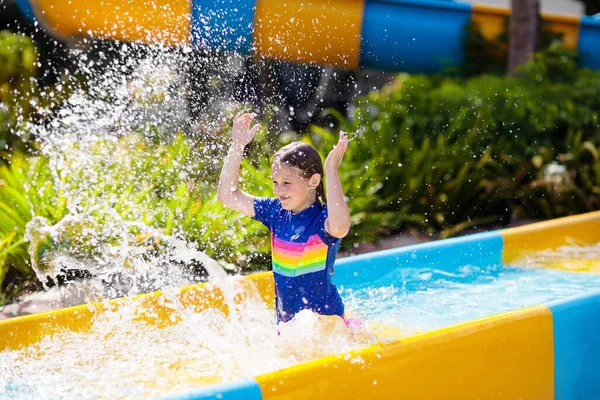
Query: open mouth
280 195 291 201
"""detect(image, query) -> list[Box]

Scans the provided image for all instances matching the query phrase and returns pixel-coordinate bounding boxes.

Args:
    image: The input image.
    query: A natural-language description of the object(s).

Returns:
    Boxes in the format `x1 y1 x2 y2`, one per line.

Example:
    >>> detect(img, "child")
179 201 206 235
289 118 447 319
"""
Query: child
217 112 352 326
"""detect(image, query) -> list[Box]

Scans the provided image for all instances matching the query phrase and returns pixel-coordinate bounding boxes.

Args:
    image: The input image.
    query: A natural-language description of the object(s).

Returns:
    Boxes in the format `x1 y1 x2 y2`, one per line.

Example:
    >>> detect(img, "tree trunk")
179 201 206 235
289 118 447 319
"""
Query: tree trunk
508 0 540 76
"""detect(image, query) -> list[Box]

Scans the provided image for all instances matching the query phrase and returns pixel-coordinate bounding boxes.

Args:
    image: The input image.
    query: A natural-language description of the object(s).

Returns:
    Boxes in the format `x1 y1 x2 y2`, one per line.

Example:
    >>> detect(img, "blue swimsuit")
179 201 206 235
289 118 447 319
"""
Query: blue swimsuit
253 198 344 323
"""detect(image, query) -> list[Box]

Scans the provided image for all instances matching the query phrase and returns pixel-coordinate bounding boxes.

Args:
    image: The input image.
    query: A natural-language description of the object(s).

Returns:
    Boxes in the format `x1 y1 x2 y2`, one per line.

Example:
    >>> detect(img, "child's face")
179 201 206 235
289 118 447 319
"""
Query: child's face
271 162 317 213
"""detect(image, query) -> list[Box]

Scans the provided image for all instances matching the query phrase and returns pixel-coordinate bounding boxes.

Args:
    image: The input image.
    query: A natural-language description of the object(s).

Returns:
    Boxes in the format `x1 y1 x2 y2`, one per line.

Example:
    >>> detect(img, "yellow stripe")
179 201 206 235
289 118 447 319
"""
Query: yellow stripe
254 0 365 69
297 254 326 268
30 0 191 46
471 4 509 44
541 258 600 273
273 247 327 265
502 211 600 264
273 255 327 271
256 305 554 399
273 248 327 265
0 271 275 351
542 13 581 50
471 4 580 50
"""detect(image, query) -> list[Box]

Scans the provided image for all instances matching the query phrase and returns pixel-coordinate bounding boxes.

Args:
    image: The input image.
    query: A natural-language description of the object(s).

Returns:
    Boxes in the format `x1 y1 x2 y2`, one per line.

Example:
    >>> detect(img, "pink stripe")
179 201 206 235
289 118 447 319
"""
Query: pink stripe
272 236 305 251
272 234 326 251
306 234 325 246
273 242 327 257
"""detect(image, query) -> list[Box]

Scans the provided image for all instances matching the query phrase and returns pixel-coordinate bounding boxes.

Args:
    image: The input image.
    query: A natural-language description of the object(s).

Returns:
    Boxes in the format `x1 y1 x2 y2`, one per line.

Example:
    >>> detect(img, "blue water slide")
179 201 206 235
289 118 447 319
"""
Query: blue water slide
191 0 256 54
360 0 472 72
578 14 600 70
14 0 35 22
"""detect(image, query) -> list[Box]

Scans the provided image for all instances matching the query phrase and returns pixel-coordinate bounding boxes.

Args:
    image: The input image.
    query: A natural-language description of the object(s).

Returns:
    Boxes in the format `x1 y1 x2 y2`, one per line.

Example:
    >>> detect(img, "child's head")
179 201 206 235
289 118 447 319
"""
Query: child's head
271 142 326 211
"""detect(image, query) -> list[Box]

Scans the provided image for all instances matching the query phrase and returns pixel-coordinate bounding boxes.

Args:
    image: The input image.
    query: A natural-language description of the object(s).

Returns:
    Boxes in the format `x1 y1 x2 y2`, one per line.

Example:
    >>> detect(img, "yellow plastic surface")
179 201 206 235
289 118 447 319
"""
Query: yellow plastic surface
471 4 509 45
471 4 580 50
253 0 365 68
543 13 581 50
502 211 600 264
0 271 275 352
29 0 191 46
540 258 600 273
256 305 554 400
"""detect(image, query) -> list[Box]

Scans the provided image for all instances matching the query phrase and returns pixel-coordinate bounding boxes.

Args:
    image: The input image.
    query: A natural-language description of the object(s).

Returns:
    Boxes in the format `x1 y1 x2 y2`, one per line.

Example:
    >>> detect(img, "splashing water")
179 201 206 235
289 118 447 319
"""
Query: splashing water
341 247 600 335
512 242 600 272
23 207 231 302
0 284 370 400
1 40 373 399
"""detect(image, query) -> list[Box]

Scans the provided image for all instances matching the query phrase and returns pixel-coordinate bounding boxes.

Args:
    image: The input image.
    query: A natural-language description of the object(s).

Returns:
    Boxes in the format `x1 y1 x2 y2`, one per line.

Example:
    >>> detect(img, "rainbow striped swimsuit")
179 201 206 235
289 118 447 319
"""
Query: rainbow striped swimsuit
253 198 344 323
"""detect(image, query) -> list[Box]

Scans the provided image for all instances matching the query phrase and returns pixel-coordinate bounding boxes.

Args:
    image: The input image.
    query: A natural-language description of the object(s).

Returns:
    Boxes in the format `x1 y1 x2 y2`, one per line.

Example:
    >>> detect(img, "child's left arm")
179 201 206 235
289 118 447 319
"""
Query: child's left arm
324 131 351 238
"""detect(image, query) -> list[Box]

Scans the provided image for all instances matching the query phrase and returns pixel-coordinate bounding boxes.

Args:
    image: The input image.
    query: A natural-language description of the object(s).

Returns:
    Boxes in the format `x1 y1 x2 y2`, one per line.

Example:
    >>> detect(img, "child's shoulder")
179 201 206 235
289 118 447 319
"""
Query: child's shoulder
254 196 281 212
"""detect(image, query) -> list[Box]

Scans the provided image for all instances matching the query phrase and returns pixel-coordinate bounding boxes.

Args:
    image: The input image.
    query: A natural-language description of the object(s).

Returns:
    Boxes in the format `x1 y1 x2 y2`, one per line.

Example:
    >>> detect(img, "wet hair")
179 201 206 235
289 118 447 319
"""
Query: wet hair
272 142 326 208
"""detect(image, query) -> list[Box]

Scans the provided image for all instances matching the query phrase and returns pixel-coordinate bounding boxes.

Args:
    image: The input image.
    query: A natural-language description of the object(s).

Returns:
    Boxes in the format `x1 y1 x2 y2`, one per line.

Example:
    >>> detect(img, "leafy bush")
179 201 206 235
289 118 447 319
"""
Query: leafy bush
0 30 38 152
0 30 79 156
306 45 600 244
0 133 273 305
462 18 572 77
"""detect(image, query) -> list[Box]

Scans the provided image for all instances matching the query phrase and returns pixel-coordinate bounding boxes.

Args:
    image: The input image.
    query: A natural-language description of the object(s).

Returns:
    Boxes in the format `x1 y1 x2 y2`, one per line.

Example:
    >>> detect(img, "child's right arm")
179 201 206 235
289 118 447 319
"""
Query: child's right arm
217 112 261 217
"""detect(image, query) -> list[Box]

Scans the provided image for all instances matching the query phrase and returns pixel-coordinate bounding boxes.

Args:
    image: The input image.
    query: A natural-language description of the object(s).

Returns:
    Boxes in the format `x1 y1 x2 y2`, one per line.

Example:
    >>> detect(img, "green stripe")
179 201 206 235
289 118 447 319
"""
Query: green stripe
273 259 327 274
272 256 327 270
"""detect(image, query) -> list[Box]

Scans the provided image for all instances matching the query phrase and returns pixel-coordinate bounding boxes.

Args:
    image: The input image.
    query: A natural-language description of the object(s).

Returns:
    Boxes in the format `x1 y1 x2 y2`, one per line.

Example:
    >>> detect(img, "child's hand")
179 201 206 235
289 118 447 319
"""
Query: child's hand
324 131 349 171
231 112 260 148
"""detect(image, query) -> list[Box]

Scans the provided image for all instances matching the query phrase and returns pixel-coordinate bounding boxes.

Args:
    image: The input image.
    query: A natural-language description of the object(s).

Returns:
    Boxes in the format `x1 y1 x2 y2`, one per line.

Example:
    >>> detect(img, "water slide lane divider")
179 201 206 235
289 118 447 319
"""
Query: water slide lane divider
0 271 275 352
162 305 553 400
253 305 554 400
333 231 503 287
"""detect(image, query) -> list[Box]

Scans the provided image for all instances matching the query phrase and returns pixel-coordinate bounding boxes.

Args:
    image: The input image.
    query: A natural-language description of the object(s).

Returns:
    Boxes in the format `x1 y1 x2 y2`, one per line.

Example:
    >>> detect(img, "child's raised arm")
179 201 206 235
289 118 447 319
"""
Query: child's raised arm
217 112 260 217
323 131 351 238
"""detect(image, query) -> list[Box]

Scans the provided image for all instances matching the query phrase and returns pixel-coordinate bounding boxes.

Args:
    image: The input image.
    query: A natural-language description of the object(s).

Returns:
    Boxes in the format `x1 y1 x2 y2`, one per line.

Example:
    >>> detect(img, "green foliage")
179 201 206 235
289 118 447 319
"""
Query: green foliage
0 31 79 156
309 46 600 245
0 153 67 302
462 17 570 77
0 133 273 305
0 31 38 152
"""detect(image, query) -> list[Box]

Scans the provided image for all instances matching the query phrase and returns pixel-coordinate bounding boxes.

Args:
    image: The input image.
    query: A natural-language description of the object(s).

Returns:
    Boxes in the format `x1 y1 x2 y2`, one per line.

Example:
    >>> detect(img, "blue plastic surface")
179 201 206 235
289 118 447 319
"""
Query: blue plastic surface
548 291 600 400
578 16 600 70
359 0 472 72
191 0 256 53
14 0 35 23
159 379 263 400
333 231 503 287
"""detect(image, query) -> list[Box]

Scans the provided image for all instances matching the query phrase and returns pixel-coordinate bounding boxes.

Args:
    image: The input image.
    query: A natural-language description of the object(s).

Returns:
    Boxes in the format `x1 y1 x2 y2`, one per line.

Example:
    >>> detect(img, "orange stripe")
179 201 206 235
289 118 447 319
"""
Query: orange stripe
31 0 191 46
254 0 365 68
